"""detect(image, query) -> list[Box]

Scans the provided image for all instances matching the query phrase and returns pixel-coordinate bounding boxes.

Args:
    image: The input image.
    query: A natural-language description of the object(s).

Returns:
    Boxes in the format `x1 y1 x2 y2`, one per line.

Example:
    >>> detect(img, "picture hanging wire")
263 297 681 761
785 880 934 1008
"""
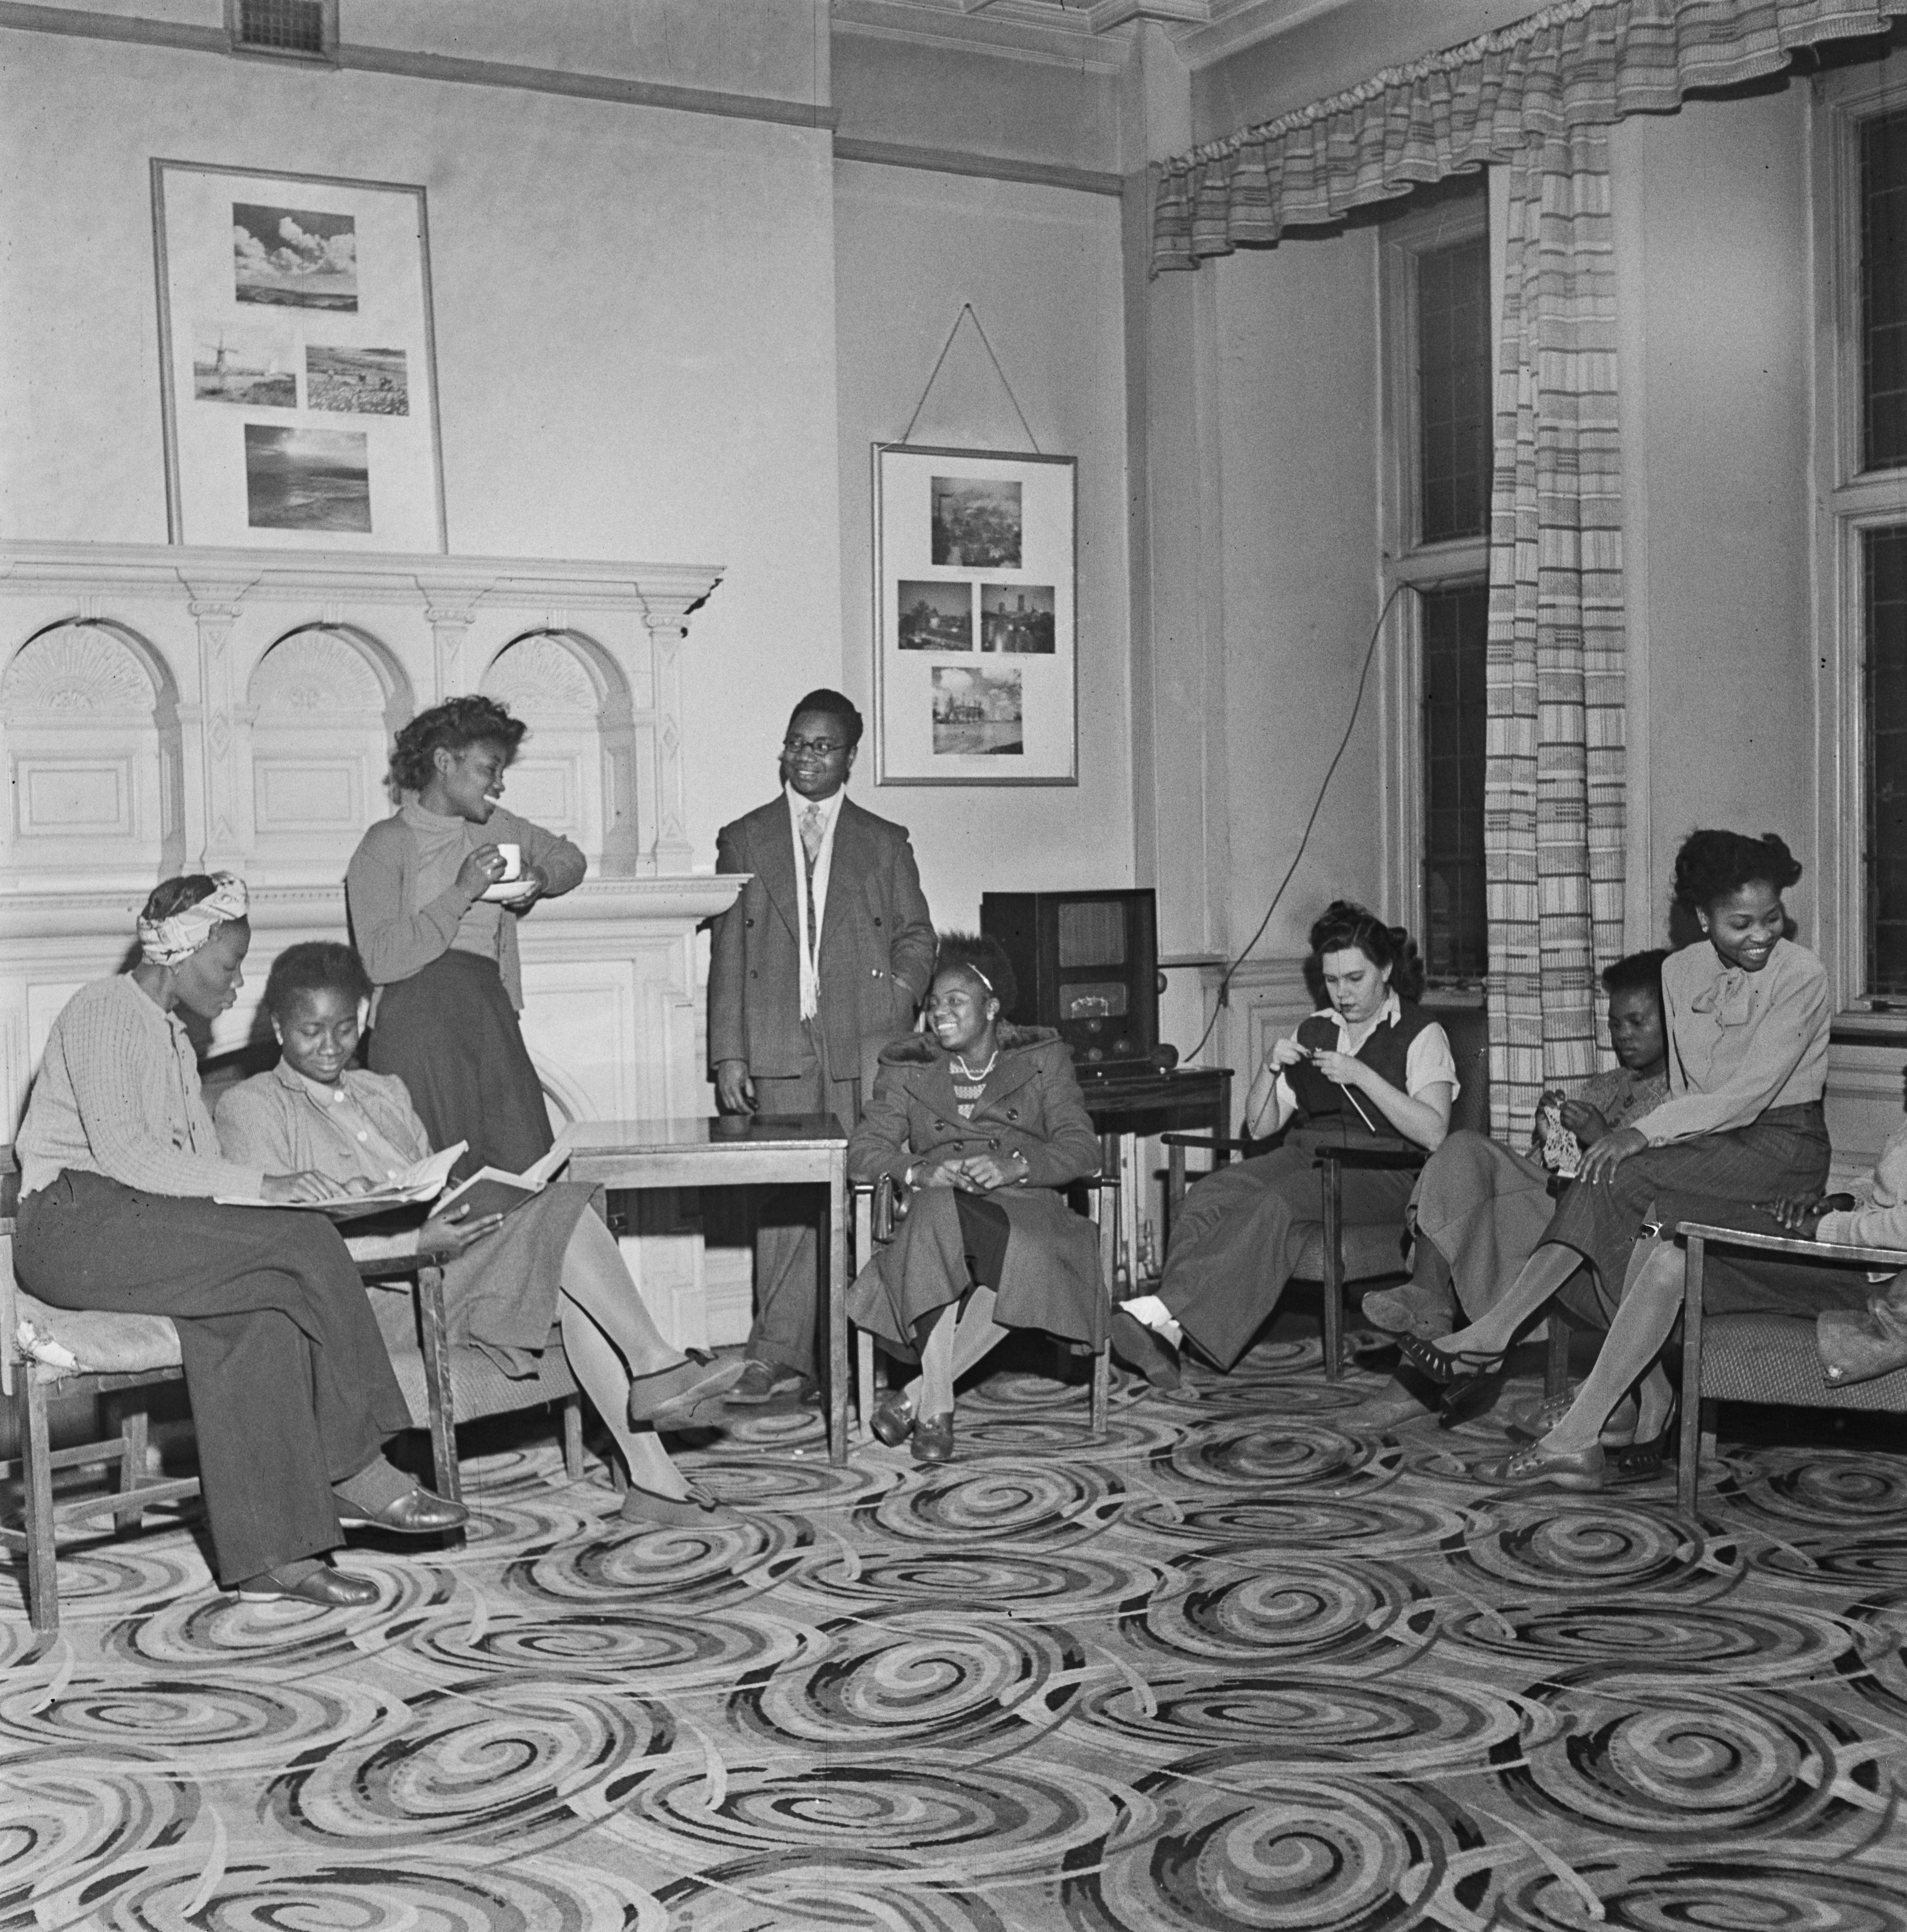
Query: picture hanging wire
899 303 1042 454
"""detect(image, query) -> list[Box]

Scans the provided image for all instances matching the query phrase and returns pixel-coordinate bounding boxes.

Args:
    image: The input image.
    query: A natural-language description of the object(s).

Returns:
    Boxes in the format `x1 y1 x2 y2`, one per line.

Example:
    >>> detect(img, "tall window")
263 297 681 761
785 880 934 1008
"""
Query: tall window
1381 185 1493 988
1823 78 1907 1013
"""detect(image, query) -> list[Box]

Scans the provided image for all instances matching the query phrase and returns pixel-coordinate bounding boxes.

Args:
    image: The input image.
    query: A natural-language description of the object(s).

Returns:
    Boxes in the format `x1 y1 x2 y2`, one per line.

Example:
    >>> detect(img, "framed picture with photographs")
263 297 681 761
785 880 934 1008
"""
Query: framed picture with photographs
151 160 446 551
872 444 1076 785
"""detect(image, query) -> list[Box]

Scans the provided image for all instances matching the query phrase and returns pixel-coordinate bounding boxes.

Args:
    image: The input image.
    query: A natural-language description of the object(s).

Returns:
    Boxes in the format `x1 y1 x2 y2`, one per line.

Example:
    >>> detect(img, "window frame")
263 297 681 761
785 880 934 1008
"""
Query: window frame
1815 60 1907 1026
1376 186 1493 992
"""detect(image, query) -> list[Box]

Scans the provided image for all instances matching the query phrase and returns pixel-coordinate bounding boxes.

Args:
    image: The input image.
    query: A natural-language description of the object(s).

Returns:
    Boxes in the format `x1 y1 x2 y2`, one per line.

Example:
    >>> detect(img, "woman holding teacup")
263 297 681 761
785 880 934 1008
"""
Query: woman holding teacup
346 695 585 1181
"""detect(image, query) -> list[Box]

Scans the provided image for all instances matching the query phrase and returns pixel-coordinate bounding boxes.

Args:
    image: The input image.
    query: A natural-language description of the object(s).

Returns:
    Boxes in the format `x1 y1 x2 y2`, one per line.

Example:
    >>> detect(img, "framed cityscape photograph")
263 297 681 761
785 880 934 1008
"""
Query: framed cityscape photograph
872 444 1076 785
152 160 446 551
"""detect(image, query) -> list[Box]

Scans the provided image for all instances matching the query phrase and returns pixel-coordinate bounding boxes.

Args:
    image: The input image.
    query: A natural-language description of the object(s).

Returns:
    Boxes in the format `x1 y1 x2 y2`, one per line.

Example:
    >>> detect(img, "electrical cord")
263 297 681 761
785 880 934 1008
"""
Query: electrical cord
1181 579 1413 1064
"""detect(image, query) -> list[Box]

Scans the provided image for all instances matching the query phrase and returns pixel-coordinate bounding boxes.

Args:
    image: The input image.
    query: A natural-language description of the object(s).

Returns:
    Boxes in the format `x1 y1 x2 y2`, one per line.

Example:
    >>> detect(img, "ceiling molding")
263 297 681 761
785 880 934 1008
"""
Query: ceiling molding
830 0 1135 72
1173 0 1405 68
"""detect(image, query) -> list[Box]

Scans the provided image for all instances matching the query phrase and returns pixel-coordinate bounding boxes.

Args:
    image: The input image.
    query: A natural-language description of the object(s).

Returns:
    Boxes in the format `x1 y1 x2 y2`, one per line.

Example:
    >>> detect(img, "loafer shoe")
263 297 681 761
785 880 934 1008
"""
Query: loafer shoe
911 1412 956 1465
1505 1391 1637 1449
337 1486 469 1535
726 1359 814 1405
237 1565 379 1608
870 1388 915 1447
631 1352 748 1429
1480 1439 1606 1491
1110 1308 1181 1390
1360 1285 1455 1340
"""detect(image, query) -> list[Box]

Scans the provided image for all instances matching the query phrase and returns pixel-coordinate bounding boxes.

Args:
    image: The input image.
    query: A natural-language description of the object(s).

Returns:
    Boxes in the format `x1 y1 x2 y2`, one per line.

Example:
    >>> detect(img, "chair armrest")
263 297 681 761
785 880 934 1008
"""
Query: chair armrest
1312 1145 1427 1172
1160 1132 1257 1153
1674 1220 1907 1271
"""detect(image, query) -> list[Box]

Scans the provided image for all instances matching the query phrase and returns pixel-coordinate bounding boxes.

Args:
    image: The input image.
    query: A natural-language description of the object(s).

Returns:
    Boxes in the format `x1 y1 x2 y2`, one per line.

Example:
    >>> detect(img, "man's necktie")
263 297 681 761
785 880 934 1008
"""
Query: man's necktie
800 804 824 956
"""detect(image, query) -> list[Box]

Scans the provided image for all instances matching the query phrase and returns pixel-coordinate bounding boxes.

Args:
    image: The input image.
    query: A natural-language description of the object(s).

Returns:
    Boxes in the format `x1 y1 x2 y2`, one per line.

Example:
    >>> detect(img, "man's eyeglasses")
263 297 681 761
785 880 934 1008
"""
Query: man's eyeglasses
782 737 845 757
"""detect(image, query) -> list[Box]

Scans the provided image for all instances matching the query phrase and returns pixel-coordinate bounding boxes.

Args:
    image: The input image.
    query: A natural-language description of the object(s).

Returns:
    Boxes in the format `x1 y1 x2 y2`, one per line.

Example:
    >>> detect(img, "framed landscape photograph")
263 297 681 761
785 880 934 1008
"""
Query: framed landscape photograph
873 445 1076 785
152 160 445 551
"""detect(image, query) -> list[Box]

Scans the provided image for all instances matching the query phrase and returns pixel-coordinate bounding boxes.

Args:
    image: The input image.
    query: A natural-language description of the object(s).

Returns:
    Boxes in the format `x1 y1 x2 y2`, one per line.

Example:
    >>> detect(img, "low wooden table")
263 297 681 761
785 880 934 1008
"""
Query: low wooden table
559 1113 853 1464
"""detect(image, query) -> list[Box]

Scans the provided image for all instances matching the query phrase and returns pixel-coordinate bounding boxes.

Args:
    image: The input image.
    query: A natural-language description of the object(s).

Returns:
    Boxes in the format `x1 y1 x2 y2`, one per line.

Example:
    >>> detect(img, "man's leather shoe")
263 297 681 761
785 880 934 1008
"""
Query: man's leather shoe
727 1359 814 1405
337 1486 469 1535
1110 1308 1181 1390
237 1565 380 1607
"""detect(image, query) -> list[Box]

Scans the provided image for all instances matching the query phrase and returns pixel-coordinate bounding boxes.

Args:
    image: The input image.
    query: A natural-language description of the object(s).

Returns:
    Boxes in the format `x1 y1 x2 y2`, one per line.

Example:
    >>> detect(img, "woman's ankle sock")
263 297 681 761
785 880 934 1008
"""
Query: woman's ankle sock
332 1455 414 1514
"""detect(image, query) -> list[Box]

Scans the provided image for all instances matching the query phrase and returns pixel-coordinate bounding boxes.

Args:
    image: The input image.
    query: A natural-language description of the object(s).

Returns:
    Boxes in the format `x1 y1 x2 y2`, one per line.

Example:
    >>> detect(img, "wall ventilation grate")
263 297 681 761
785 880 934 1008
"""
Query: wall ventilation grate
236 0 328 56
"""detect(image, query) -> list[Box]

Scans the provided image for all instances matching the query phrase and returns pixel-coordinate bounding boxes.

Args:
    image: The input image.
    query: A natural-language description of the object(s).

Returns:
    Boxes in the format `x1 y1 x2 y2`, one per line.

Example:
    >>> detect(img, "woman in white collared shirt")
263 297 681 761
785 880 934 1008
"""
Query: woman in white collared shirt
1115 902 1456 1382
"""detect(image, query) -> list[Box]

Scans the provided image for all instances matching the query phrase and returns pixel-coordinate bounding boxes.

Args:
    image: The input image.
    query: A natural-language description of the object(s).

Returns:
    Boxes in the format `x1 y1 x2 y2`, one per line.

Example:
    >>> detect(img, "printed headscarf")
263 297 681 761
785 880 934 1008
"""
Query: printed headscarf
137 873 249 968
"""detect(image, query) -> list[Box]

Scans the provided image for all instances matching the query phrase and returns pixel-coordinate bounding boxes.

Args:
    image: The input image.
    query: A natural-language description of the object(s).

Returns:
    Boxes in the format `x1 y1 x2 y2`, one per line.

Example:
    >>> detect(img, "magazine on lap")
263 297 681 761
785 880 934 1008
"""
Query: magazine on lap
214 1141 467 1218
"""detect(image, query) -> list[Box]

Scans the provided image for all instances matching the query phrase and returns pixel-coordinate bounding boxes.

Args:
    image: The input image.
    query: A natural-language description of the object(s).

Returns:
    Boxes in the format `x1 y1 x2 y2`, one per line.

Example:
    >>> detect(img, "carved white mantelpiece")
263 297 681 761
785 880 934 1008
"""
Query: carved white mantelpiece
0 540 725 888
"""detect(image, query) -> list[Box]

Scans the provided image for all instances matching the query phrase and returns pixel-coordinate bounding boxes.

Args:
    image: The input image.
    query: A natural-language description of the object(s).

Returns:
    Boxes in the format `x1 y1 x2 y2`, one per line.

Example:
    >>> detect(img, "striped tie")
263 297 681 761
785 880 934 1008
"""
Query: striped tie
800 804 824 956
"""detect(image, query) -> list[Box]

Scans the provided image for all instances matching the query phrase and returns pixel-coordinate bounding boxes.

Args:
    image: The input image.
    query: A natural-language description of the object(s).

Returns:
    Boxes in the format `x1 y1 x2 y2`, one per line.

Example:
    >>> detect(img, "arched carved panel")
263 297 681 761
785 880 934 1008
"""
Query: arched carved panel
483 633 601 717
2 624 157 714
250 628 387 716
479 632 627 857
1 623 179 877
247 626 403 870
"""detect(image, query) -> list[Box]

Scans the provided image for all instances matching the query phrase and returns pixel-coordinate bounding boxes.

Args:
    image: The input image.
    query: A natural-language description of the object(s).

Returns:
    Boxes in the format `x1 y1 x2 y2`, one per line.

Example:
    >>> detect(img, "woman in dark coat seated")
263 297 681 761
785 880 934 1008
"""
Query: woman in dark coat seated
216 943 745 1528
1116 902 1456 1383
12 874 465 1610
847 933 1106 1465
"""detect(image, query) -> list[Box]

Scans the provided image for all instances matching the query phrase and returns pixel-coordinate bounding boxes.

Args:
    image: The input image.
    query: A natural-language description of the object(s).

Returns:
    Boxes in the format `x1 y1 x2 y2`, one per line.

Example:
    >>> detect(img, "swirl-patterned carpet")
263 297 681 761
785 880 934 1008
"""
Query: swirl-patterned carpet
6 1342 1907 1930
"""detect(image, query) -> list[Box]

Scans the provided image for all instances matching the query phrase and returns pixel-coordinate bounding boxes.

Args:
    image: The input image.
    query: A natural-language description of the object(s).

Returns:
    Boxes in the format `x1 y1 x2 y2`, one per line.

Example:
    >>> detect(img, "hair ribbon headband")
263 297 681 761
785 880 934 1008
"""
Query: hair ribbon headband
138 873 249 968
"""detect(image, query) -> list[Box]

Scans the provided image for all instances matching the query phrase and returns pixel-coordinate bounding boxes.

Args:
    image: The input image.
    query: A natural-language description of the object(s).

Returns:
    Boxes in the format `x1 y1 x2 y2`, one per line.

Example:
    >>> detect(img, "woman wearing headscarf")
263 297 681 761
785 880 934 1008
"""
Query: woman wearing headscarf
12 874 465 1608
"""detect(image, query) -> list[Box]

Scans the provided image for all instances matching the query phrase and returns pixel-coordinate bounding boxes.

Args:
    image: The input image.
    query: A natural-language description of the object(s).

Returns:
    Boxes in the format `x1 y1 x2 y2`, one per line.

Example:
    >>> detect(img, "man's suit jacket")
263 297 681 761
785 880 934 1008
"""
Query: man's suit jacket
708 793 936 1094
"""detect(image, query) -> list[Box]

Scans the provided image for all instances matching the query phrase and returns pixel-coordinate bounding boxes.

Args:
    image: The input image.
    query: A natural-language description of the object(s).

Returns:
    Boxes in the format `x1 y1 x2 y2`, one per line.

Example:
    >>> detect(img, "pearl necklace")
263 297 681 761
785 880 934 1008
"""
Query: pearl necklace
951 1046 999 1083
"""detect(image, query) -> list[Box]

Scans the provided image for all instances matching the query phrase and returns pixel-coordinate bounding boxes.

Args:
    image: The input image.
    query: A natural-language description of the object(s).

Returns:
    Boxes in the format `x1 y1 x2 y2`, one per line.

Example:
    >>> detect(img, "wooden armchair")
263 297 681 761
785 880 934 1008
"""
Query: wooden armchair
1160 1005 1492 1381
1674 1221 1907 1517
850 1169 1121 1441
0 1183 584 1633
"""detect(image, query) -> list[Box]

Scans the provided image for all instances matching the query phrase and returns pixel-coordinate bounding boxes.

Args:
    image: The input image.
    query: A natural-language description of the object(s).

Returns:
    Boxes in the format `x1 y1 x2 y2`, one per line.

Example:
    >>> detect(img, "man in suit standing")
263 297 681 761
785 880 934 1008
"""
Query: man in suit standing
710 688 936 1402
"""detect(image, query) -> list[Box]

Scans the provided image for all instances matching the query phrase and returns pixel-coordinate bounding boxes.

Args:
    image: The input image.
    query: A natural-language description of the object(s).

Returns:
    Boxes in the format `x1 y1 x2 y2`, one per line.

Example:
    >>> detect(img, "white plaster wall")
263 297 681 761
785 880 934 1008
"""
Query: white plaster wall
1210 228 1384 960
1610 89 1817 952
831 160 1134 930
0 27 842 870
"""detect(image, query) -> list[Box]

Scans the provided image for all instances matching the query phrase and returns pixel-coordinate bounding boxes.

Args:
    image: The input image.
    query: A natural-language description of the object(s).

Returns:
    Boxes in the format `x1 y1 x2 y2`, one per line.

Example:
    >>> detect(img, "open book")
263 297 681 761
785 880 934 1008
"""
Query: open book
431 1141 572 1225
217 1141 469 1219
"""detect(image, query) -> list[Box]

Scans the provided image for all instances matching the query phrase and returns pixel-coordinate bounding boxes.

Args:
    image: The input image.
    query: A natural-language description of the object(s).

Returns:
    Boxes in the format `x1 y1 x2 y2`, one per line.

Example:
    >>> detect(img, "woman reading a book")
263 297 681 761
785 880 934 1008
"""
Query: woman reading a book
1114 902 1457 1386
346 693 582 1182
216 943 745 1527
12 874 467 1608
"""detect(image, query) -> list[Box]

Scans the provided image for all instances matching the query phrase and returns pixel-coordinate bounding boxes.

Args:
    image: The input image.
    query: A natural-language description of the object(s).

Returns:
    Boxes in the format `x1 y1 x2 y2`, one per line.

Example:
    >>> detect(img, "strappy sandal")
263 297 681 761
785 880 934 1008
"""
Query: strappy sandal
1395 1333 1507 1389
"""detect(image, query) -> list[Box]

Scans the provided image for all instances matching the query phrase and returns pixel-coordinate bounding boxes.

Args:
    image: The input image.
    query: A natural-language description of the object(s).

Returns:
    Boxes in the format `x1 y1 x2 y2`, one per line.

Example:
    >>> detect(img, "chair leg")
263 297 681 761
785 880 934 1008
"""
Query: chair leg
20 1377 59 1638
1677 1236 1706 1520
1320 1163 1345 1383
113 1401 150 1535
856 1329 876 1443
415 1267 464 1539
560 1396 584 1481
1090 1343 1109 1440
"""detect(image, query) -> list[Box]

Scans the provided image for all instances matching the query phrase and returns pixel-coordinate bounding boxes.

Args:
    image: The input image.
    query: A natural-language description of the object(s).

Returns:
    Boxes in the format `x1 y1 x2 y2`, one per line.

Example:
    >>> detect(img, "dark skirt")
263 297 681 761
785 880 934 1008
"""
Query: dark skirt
1543 1101 1831 1321
369 951 551 1181
433 1181 594 1376
847 1184 1106 1359
15 1170 412 1585
1160 1126 1420 1370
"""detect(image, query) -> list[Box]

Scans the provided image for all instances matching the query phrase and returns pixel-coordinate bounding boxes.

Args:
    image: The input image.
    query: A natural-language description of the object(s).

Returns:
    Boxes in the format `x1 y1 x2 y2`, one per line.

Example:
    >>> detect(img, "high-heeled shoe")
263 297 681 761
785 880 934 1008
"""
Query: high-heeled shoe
911 1413 955 1465
619 1480 740 1528
1395 1333 1508 1388
1607 1405 1677 1485
870 1389 915 1448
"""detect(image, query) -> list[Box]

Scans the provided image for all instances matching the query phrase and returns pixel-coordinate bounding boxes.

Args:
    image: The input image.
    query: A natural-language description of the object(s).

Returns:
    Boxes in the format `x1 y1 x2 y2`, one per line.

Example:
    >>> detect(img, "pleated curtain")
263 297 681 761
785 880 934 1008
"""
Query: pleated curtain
1485 125 1627 1137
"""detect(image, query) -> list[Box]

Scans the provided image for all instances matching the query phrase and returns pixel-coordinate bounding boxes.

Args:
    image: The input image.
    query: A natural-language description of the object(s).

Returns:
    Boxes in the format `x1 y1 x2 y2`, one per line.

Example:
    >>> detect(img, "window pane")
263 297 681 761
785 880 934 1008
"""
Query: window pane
1421 582 1490 983
1863 111 1907 471
1416 235 1492 543
1867 528 1907 994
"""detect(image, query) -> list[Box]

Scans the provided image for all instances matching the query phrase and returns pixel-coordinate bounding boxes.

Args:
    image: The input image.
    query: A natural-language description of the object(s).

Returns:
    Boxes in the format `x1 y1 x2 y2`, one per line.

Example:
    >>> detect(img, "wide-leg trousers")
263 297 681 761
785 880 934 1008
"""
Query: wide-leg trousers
15 1171 413 1585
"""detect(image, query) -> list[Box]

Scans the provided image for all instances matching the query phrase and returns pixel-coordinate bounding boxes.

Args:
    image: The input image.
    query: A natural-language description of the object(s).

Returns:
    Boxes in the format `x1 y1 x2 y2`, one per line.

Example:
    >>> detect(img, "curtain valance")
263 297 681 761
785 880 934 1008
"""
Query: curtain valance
1152 0 1907 273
